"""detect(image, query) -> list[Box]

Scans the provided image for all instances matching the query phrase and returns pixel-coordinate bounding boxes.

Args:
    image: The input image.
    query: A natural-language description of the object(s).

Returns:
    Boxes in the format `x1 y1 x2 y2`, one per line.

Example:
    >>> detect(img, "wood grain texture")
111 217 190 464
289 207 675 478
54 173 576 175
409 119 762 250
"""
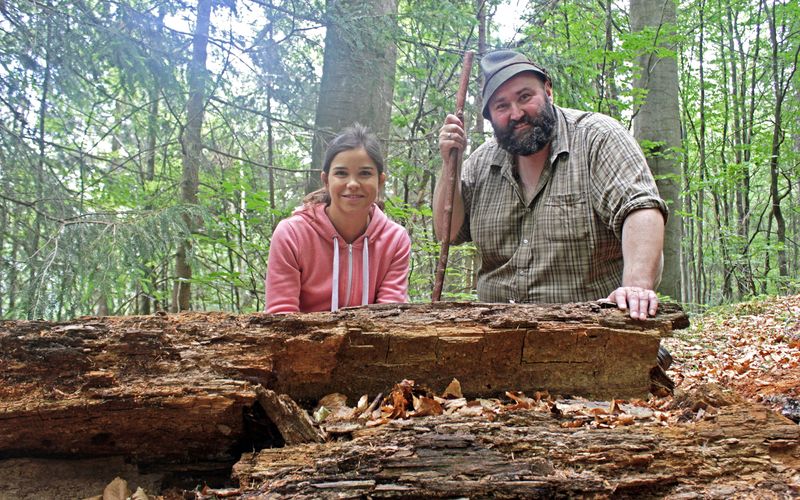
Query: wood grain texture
233 401 800 498
0 302 687 465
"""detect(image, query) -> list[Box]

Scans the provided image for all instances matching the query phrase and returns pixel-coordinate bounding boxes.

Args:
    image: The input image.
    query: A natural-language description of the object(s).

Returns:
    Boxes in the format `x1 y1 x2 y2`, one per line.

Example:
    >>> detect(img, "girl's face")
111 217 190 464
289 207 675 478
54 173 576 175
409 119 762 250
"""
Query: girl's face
322 147 385 216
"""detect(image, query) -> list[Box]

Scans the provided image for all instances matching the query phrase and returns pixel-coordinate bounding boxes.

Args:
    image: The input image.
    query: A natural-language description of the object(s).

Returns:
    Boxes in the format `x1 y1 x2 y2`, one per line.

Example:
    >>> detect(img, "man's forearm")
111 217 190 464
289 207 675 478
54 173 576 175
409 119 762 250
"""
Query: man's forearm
620 208 665 290
432 165 465 243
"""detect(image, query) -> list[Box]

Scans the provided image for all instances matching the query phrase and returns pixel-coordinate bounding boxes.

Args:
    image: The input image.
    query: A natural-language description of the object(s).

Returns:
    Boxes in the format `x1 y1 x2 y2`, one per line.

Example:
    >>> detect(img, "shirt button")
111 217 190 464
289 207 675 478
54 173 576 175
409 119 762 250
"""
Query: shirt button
522 239 529 244
518 270 526 275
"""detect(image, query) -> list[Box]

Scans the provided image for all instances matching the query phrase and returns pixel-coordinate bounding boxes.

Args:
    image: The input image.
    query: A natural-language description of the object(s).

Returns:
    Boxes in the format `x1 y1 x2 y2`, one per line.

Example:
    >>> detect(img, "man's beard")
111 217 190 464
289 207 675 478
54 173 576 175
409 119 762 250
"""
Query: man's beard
493 98 556 156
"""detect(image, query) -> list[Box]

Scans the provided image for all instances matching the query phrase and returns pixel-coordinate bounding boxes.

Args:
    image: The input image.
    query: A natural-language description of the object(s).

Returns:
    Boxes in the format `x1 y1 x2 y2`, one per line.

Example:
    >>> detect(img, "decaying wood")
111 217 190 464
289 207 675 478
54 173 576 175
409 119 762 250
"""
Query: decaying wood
233 394 800 498
254 386 326 445
0 302 687 466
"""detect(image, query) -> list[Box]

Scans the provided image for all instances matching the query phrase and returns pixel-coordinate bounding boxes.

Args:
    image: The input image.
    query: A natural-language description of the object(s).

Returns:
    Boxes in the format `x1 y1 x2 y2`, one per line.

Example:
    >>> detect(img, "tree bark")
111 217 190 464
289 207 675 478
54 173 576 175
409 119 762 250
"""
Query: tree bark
631 0 683 302
0 302 686 467
764 0 795 286
174 0 211 312
697 0 707 305
307 0 398 193
232 395 800 498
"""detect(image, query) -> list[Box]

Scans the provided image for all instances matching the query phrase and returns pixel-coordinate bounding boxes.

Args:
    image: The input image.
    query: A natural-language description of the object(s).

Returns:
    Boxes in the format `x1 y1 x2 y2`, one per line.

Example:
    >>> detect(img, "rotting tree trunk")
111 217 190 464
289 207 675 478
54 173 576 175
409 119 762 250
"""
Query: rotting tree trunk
0 302 686 467
233 397 800 498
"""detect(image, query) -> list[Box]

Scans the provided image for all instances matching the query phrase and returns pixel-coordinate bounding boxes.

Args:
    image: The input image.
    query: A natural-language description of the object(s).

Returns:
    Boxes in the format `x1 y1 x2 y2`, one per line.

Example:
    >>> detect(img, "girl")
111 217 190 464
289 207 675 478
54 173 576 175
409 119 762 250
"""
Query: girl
265 124 411 313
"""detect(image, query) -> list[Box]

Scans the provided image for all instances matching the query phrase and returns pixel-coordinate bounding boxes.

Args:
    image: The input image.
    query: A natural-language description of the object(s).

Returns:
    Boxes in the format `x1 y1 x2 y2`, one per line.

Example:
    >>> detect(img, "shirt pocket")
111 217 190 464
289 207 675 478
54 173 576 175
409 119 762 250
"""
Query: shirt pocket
542 192 590 242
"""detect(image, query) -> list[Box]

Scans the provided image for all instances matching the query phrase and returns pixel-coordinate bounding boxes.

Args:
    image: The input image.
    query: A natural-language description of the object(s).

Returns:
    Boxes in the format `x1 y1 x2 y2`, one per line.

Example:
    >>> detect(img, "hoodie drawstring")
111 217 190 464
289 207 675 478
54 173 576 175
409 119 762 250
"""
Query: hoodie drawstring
330 235 370 312
362 236 369 306
331 236 339 312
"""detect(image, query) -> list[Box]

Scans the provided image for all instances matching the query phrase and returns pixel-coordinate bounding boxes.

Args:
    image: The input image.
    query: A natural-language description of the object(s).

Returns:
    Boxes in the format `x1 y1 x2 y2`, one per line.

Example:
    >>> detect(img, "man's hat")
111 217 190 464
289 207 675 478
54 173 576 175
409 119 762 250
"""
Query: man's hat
481 50 551 119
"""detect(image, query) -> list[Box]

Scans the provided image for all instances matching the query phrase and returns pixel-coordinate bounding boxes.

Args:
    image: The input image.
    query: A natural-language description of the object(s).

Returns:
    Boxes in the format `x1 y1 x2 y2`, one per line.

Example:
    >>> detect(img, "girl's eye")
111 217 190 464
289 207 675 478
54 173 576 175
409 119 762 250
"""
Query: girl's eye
360 170 374 177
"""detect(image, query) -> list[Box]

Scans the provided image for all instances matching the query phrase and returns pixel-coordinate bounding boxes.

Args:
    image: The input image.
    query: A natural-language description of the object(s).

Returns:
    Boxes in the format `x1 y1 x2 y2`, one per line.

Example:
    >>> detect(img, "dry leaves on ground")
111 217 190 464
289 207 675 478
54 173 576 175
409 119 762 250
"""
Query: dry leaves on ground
664 294 800 422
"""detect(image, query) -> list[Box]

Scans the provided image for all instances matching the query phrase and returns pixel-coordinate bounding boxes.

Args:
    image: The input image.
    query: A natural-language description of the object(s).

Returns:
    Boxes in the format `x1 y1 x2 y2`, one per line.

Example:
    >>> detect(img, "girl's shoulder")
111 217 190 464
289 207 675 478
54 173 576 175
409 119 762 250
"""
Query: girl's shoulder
373 216 411 248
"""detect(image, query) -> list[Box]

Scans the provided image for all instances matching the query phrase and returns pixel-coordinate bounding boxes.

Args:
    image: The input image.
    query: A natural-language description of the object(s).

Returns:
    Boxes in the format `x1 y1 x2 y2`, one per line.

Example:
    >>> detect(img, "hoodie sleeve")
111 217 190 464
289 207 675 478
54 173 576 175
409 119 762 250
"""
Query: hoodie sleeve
265 221 302 313
375 229 411 304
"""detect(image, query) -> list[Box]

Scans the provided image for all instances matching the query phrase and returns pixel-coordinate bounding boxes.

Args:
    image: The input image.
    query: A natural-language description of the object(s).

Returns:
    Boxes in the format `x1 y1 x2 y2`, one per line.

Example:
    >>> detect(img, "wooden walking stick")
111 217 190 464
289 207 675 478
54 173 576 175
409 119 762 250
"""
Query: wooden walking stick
432 50 474 302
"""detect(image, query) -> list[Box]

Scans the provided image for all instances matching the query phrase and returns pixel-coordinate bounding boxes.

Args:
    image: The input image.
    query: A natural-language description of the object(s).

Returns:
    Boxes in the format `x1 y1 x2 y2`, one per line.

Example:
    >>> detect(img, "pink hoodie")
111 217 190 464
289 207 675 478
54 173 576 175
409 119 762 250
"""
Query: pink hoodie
265 203 410 313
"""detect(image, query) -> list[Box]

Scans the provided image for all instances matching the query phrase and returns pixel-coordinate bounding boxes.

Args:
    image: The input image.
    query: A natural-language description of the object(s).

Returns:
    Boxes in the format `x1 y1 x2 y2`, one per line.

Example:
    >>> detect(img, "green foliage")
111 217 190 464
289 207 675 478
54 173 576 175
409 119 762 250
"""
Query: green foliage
1 0 799 319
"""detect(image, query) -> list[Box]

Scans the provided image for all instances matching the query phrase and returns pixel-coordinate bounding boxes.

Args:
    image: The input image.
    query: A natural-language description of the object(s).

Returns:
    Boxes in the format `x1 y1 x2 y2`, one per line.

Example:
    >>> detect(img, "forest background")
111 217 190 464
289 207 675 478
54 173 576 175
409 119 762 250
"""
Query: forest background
0 0 798 320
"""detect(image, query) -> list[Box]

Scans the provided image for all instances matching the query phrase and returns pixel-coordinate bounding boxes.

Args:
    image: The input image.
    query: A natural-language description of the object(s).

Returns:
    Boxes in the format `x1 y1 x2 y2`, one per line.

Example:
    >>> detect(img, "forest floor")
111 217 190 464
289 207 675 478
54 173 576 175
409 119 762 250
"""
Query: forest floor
0 296 798 499
663 294 800 422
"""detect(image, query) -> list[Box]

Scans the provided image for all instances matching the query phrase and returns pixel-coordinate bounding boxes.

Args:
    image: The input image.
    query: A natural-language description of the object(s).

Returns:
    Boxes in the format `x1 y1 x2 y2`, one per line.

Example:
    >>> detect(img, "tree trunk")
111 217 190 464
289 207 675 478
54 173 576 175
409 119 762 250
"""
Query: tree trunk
140 71 161 316
0 196 6 318
696 0 707 305
174 0 211 311
630 0 683 301
0 302 687 467
476 0 486 135
764 0 794 286
307 0 398 193
599 0 620 119
26 14 52 319
794 86 800 275
233 396 799 498
724 1 757 298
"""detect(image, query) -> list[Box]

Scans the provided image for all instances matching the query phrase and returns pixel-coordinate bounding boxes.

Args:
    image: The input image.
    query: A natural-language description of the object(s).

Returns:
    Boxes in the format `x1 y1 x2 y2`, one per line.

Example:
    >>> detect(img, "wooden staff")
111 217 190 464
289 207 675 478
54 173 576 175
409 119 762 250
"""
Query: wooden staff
432 50 474 302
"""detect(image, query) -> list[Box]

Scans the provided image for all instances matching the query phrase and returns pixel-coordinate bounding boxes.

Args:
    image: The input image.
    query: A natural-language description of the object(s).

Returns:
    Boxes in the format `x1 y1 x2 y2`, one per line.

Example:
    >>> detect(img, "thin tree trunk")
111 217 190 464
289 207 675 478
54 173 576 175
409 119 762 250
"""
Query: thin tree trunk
140 67 162 315
724 1 755 297
473 0 486 293
599 0 620 119
27 17 52 319
0 204 4 317
794 87 800 275
697 0 707 305
8 240 19 313
174 0 212 312
681 149 692 306
715 1 735 301
764 0 795 287
266 85 276 232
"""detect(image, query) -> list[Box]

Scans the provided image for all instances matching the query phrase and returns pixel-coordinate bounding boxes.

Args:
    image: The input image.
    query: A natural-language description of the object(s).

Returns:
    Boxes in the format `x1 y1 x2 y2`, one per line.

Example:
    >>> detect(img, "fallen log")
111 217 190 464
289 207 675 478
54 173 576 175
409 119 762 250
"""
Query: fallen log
232 393 800 498
0 302 687 467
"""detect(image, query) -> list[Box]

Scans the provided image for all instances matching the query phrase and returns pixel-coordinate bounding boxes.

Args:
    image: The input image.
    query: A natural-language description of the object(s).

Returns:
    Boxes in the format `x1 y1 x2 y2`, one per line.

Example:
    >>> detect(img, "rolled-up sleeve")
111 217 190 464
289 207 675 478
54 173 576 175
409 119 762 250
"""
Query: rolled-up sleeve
589 124 668 240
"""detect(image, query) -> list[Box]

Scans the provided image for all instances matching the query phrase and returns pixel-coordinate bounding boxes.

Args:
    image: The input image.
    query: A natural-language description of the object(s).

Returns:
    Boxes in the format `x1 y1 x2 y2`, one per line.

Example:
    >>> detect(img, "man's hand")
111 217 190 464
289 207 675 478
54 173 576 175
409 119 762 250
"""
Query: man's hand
439 114 466 163
607 286 658 320
613 208 664 320
433 114 468 243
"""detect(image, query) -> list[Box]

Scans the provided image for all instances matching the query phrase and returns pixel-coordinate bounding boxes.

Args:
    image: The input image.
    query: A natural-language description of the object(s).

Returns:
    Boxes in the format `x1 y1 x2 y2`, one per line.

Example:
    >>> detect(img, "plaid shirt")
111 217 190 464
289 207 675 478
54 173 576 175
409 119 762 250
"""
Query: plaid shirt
455 106 667 303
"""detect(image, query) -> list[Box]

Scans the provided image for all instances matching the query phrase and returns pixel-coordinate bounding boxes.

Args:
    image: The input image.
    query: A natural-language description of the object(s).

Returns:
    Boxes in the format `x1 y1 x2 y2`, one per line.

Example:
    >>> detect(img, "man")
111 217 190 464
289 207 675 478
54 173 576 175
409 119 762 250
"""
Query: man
434 49 667 321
